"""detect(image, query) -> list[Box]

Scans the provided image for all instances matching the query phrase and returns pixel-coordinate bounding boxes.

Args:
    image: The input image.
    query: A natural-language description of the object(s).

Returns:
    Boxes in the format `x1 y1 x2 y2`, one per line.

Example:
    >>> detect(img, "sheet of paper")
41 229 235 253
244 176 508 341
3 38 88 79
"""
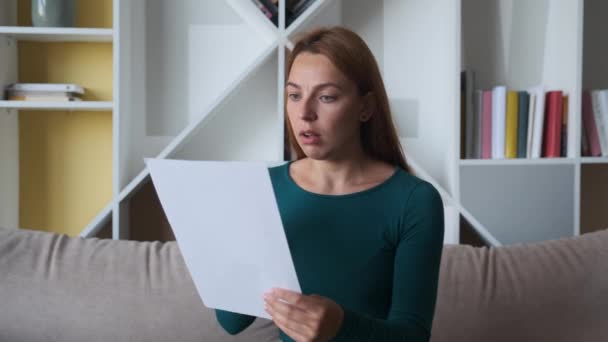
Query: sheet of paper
145 158 301 319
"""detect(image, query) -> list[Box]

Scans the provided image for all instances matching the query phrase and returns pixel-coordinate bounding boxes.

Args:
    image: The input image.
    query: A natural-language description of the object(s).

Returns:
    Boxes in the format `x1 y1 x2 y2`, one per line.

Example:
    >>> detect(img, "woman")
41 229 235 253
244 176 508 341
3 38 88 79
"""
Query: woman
216 26 444 342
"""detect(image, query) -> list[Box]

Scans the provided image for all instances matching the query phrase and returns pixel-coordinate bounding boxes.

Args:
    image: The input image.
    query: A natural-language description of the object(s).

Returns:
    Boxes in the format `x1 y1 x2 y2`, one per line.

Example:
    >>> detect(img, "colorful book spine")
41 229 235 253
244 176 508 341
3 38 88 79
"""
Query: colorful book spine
530 86 546 158
481 90 493 159
526 93 536 158
464 70 476 159
591 90 608 156
492 86 506 159
505 90 519 158
542 91 563 158
474 90 483 159
582 90 602 156
598 90 608 156
560 95 568 157
581 123 590 156
517 91 530 158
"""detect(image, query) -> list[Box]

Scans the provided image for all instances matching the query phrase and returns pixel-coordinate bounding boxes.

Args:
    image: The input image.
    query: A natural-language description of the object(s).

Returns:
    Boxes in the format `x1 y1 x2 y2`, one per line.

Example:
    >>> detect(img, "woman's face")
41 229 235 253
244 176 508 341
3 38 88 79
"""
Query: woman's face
286 52 368 161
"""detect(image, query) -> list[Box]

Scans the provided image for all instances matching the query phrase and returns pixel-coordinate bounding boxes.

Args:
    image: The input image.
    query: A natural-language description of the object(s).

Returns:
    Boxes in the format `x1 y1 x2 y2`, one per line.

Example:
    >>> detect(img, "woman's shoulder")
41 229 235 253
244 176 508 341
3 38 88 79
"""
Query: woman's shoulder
268 161 290 183
391 169 443 207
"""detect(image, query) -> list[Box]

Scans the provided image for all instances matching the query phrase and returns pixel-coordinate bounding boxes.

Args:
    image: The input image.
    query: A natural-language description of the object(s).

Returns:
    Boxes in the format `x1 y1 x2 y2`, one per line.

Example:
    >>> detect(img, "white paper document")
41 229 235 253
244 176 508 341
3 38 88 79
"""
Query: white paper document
145 158 301 319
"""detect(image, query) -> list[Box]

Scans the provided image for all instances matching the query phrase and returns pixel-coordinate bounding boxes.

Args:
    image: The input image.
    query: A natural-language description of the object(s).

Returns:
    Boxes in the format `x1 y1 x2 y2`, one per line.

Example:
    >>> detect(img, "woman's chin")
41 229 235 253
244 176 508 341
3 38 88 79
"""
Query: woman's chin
300 146 329 160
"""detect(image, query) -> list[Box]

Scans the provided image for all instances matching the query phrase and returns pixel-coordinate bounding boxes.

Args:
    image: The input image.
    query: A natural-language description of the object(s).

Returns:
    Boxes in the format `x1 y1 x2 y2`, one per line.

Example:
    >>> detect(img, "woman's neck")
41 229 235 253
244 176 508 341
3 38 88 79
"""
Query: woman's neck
299 151 389 195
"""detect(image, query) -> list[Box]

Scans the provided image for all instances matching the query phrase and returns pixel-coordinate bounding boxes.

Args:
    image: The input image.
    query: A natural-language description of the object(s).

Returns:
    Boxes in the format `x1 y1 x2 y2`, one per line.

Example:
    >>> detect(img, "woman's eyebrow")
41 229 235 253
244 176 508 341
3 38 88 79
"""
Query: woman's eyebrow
286 82 343 90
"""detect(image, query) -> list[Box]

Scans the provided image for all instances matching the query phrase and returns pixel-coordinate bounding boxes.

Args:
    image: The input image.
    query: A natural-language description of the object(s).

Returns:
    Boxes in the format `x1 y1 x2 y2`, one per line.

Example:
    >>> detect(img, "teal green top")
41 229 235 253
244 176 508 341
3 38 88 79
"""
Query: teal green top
216 161 445 341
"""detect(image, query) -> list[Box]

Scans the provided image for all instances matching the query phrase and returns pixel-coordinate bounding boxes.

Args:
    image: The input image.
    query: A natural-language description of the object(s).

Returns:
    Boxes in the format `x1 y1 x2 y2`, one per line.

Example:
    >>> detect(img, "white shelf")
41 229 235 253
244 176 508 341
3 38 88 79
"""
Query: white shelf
0 101 113 111
581 157 608 164
0 26 113 42
460 158 576 166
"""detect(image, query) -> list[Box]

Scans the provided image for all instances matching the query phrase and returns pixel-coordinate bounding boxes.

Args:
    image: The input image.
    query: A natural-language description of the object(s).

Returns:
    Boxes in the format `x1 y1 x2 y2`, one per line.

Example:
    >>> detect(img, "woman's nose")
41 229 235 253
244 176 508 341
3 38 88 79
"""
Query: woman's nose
298 97 317 121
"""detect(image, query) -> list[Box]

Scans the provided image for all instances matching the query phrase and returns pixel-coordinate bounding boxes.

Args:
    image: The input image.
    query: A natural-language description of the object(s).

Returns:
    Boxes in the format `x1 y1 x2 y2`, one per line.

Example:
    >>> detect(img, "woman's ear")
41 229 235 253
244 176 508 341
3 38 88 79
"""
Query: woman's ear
359 92 375 122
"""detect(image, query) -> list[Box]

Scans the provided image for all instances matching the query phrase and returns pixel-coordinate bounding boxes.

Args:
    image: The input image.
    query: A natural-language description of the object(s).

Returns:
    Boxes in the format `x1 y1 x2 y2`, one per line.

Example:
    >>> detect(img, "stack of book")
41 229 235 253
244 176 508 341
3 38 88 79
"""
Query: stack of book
581 89 608 157
251 0 278 26
4 83 84 102
250 0 315 27
461 70 568 160
286 0 315 26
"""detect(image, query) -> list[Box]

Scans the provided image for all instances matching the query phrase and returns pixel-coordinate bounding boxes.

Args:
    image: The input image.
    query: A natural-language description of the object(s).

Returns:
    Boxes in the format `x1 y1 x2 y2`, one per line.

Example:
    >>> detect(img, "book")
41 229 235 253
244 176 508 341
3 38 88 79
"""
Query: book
491 85 506 159
481 90 492 159
5 83 84 95
591 90 608 156
581 119 590 157
251 0 273 20
7 95 82 101
526 93 536 158
542 90 563 158
582 90 602 156
287 0 314 26
258 0 278 26
598 90 608 156
516 91 530 158
6 90 81 97
463 70 476 159
529 86 546 158
505 90 518 158
560 94 568 157
473 90 483 159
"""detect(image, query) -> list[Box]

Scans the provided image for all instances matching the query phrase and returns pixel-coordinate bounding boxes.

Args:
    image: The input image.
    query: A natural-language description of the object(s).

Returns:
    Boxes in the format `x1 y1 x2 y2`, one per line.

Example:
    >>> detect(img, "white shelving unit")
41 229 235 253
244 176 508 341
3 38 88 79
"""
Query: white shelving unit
98 0 467 245
3 0 606 246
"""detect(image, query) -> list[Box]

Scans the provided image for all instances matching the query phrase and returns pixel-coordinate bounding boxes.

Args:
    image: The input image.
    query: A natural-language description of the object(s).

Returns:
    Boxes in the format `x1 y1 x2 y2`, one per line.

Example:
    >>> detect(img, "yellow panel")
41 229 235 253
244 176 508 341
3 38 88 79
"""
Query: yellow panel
19 111 113 237
18 0 113 28
17 0 114 236
18 42 113 101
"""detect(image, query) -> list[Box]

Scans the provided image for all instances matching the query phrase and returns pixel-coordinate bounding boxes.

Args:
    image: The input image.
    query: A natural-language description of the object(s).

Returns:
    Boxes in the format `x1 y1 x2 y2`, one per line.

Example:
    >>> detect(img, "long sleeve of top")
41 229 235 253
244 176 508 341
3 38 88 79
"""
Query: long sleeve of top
215 161 445 341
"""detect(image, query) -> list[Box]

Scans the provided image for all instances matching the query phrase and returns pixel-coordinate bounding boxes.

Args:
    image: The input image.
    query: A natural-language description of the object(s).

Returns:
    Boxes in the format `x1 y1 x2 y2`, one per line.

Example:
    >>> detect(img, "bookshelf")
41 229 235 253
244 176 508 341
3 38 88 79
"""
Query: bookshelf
460 0 608 244
2 0 605 246
0 0 114 237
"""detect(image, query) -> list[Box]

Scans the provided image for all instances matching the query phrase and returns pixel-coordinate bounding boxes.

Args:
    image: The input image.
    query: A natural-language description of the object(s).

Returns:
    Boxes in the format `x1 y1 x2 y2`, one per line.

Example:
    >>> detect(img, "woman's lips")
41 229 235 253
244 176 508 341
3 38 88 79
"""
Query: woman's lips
299 130 321 145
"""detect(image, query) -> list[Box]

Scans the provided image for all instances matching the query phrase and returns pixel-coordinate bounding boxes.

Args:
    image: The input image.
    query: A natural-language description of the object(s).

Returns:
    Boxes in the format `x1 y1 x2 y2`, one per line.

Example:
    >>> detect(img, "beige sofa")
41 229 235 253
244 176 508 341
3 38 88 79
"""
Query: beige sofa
1 227 606 342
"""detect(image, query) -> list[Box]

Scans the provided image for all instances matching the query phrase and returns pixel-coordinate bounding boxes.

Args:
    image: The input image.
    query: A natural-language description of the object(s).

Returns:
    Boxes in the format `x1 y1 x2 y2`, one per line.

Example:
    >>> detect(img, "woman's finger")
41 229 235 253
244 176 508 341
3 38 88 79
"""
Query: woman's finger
265 293 315 329
266 302 312 341
270 288 318 312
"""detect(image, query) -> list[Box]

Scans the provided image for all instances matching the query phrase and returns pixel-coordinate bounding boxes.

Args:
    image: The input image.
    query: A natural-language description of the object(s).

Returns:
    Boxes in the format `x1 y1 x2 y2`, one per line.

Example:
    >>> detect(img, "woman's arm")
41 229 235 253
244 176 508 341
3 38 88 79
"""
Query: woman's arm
215 309 256 335
332 181 445 341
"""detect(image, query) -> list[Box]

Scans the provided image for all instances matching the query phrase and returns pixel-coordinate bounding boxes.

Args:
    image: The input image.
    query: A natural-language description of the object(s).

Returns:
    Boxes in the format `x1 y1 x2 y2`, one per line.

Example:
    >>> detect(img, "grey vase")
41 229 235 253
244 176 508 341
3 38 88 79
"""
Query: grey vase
31 0 75 27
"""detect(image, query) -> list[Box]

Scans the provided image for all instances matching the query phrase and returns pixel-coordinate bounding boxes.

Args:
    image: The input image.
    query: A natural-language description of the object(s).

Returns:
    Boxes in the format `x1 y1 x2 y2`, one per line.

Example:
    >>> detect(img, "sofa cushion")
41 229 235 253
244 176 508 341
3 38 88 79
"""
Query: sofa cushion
0 228 279 342
431 228 608 342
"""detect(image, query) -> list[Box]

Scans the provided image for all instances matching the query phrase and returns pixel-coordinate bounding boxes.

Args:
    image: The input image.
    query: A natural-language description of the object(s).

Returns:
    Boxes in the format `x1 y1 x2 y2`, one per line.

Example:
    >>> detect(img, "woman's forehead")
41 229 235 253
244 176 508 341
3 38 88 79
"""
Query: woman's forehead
288 53 352 89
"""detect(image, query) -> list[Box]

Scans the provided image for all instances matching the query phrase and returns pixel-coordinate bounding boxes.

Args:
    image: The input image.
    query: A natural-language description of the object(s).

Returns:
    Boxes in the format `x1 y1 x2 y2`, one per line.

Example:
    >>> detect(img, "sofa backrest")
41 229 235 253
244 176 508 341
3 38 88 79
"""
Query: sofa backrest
1 227 607 342
432 229 608 342
0 228 279 342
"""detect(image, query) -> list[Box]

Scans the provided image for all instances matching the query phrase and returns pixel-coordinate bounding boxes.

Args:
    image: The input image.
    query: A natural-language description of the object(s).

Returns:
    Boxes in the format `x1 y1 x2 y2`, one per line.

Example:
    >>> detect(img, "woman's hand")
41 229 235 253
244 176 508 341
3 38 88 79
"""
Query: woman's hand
263 288 344 342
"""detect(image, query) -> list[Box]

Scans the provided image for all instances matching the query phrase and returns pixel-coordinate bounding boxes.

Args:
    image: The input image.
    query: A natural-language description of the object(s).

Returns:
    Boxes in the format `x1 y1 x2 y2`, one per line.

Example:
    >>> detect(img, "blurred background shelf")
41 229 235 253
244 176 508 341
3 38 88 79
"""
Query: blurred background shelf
0 100 113 111
0 26 113 42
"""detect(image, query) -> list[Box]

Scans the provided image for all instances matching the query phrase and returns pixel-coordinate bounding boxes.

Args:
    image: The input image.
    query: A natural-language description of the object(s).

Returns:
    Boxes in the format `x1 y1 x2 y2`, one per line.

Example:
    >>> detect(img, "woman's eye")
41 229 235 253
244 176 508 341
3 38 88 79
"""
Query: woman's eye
288 93 300 101
319 95 336 103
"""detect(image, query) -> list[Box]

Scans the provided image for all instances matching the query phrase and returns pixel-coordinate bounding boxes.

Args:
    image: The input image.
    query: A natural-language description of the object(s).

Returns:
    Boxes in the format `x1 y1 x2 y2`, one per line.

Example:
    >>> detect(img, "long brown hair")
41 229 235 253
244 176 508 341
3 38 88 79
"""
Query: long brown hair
285 26 411 173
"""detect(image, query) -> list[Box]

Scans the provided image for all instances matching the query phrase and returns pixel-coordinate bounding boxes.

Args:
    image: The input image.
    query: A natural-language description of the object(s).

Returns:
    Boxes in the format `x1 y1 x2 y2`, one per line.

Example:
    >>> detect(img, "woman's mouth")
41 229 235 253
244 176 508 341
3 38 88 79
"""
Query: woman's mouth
300 130 321 145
